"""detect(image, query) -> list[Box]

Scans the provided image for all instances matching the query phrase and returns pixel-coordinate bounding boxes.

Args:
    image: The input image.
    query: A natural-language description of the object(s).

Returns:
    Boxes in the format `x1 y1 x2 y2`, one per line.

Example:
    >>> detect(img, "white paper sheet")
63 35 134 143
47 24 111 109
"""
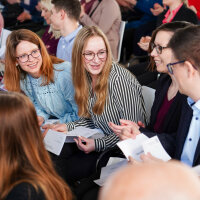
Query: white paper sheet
106 157 126 166
65 126 104 143
142 136 171 161
117 134 149 161
43 129 67 156
94 160 127 186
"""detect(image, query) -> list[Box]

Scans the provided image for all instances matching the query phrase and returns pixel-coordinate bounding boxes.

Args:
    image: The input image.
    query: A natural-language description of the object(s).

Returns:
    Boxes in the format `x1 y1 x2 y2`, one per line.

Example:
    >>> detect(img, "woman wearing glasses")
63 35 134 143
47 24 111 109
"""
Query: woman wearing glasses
46 26 147 182
3 29 79 126
109 22 191 155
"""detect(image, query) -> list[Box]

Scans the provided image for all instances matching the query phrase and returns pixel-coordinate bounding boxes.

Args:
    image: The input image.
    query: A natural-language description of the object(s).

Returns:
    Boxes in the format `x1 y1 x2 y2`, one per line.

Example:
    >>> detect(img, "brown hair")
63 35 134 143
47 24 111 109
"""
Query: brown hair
72 26 112 117
4 29 63 92
148 21 192 71
168 25 200 69
0 92 72 200
52 0 81 21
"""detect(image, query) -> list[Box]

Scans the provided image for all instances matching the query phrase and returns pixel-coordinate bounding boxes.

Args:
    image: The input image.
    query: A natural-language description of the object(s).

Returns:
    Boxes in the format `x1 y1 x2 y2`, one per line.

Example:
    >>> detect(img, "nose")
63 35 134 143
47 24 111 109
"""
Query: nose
28 54 35 62
150 47 158 57
41 10 45 17
93 54 100 63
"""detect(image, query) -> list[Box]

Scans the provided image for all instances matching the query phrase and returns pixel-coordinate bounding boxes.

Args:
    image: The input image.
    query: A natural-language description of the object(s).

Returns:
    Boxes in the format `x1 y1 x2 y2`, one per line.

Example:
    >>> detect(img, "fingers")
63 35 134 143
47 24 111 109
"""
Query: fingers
42 124 53 129
128 156 140 165
119 119 134 126
137 121 145 128
42 128 49 138
108 122 124 135
52 124 67 132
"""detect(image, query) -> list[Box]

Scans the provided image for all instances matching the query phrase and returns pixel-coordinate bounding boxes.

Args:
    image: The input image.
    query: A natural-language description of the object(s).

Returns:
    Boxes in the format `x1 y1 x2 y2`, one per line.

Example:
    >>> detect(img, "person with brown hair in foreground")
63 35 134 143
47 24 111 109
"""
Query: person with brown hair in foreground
100 161 200 200
0 92 72 200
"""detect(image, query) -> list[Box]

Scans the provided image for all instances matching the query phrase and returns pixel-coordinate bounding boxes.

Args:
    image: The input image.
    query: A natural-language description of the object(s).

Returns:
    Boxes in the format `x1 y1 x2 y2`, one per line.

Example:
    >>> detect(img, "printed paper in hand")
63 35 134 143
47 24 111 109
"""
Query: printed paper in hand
117 134 148 161
142 136 171 161
65 126 104 143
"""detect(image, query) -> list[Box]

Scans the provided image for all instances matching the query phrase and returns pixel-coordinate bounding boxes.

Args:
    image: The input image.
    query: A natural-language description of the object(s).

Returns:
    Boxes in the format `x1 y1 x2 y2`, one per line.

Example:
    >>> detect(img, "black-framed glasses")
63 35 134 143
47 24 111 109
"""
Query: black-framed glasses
16 49 41 63
82 50 107 61
166 60 185 74
151 43 168 54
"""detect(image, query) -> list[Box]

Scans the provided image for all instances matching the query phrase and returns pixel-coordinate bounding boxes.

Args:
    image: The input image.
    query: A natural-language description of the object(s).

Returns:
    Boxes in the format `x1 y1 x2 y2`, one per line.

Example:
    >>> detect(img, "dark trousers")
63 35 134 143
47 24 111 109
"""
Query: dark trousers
50 143 100 186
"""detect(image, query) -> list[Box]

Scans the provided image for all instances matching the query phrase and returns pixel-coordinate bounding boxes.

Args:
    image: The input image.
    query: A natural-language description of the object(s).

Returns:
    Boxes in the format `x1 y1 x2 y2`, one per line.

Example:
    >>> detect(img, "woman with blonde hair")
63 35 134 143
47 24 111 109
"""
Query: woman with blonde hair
47 26 146 183
3 29 78 126
39 0 61 56
0 92 72 200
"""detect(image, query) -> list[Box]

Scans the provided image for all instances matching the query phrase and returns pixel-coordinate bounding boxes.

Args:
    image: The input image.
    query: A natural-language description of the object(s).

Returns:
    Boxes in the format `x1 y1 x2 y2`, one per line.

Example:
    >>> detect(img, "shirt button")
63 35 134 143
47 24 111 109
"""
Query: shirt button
196 117 199 120
189 138 192 141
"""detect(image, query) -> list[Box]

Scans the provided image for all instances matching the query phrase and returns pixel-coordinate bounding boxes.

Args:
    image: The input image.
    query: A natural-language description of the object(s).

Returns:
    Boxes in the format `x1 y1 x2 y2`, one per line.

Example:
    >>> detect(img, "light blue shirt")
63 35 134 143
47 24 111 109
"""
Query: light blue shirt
20 62 79 123
181 97 200 166
56 25 82 62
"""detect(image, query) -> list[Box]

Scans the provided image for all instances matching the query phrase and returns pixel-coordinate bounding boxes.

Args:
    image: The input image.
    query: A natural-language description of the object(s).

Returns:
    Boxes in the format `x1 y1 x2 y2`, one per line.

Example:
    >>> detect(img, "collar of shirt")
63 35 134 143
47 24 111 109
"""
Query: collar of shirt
187 97 200 115
61 25 82 44
163 3 183 23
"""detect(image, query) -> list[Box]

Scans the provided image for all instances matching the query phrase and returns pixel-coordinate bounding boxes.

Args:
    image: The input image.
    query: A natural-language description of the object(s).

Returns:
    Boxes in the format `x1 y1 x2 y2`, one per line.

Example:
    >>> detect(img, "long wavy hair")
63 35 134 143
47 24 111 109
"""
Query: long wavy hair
0 92 72 200
148 21 192 71
4 29 63 92
72 26 112 117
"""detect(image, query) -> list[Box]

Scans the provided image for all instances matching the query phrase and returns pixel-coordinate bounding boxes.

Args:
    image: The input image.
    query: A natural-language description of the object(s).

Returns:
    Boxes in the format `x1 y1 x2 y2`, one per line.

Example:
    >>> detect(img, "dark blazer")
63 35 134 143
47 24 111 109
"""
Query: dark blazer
140 74 188 156
157 4 198 26
173 101 200 166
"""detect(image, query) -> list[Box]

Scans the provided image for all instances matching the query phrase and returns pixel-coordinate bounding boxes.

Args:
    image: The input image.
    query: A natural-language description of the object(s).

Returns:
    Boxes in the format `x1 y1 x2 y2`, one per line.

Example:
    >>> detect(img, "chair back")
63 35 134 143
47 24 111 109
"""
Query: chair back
116 21 126 63
142 86 155 122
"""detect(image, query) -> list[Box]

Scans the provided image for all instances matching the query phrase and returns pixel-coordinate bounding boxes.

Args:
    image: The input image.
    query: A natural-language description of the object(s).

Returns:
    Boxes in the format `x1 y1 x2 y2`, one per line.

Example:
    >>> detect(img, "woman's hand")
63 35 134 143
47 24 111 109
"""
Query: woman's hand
17 11 31 22
42 123 68 133
137 36 151 51
150 3 164 16
37 116 44 126
120 125 141 140
74 136 95 154
108 119 136 136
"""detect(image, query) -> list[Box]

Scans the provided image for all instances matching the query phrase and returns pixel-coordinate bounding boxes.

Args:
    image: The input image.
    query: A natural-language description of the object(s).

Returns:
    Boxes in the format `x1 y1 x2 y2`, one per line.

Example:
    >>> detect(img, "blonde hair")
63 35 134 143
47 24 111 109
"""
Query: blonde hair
72 26 112 117
0 92 72 200
182 0 188 6
40 0 62 39
4 29 63 92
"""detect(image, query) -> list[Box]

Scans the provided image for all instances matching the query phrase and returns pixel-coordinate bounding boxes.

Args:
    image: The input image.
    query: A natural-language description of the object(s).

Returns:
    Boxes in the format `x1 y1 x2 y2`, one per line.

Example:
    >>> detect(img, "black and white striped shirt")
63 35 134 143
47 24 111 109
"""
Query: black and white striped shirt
66 63 147 151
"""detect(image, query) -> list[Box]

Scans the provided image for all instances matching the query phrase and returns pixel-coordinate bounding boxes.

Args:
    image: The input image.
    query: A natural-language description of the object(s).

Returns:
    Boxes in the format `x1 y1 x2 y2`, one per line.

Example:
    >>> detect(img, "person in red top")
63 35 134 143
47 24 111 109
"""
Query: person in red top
188 0 200 20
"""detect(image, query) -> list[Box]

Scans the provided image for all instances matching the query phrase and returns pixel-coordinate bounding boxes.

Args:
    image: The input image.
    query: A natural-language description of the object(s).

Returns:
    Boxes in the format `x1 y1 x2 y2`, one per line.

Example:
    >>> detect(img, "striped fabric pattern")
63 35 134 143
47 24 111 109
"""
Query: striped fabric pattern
66 62 147 151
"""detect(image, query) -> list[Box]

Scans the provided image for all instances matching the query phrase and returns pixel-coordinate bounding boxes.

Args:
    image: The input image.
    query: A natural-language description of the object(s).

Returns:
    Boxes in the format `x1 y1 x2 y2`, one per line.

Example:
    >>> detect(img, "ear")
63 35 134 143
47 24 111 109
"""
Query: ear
184 61 197 79
60 9 66 20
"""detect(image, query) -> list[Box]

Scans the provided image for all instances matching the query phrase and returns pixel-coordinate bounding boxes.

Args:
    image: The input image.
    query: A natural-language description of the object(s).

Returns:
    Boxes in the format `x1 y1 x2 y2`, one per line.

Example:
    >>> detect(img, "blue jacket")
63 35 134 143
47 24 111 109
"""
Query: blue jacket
20 62 79 123
20 0 43 23
126 0 162 29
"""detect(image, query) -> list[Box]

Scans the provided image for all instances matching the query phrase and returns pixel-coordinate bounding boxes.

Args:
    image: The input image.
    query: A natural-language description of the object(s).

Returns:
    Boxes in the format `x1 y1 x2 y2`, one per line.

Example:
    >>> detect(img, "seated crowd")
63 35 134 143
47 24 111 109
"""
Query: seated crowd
0 0 200 200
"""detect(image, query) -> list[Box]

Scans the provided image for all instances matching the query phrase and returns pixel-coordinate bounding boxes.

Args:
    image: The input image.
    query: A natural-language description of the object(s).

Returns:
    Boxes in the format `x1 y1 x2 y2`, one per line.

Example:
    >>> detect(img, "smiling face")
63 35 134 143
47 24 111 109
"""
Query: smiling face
41 5 51 25
151 31 174 74
82 36 107 80
16 40 42 78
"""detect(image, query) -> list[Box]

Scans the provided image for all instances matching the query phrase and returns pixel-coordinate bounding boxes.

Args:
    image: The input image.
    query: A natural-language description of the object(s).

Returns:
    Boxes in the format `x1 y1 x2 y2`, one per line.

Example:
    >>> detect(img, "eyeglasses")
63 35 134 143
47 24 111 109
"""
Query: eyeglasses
166 60 185 74
16 49 41 63
82 50 107 61
151 43 168 54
